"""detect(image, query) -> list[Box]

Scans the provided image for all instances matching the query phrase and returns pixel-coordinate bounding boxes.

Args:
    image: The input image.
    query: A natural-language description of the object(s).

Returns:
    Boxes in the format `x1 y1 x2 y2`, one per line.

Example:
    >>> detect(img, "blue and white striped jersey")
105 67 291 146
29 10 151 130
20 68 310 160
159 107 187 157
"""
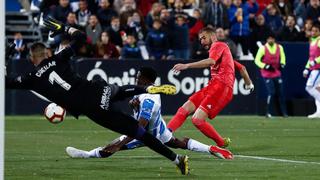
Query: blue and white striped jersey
133 94 167 137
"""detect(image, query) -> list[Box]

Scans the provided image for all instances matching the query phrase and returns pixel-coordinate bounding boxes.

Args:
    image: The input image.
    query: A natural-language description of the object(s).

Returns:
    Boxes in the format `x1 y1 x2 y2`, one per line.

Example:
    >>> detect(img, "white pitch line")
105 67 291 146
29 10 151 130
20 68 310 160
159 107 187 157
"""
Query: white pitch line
111 155 320 165
235 155 320 165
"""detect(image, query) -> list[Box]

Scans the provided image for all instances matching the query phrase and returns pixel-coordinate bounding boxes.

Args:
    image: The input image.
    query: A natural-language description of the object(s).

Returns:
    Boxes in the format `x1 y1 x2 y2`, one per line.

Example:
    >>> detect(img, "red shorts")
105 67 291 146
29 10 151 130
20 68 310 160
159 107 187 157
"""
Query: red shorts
189 80 233 119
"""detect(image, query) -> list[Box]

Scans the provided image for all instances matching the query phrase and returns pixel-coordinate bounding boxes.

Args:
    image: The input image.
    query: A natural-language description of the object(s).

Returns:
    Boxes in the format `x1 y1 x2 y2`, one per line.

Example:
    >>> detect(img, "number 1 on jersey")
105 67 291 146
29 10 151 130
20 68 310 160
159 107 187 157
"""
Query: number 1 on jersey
49 71 71 90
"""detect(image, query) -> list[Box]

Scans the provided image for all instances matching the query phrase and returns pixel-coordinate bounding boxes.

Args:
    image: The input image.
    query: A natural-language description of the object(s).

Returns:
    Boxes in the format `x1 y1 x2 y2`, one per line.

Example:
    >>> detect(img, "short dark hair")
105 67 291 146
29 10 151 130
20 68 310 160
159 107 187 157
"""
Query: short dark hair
199 27 215 35
139 67 157 83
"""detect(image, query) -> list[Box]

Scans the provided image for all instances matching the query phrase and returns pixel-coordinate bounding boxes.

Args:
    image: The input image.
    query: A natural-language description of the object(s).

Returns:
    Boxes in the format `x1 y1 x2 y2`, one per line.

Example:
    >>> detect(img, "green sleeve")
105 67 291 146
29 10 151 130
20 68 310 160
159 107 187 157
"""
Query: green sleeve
279 45 286 65
305 61 310 69
254 46 266 69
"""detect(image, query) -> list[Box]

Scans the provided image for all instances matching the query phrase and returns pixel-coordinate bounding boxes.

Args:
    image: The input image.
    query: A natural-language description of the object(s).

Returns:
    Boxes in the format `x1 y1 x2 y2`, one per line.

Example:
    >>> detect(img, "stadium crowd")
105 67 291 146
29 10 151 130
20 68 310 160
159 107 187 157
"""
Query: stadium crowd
10 0 320 60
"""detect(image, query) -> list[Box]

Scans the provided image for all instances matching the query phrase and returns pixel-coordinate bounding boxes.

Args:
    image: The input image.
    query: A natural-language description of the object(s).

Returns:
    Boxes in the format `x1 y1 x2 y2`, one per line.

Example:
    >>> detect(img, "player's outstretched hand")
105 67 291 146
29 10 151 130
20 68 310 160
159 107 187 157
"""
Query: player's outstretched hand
43 17 69 37
245 83 254 93
172 63 189 73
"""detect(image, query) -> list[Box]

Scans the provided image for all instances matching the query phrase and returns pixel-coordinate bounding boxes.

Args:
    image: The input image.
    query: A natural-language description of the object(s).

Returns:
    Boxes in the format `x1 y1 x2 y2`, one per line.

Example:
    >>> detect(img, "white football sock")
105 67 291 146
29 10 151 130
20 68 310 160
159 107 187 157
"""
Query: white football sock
88 147 103 158
174 155 179 165
316 99 320 113
187 139 210 154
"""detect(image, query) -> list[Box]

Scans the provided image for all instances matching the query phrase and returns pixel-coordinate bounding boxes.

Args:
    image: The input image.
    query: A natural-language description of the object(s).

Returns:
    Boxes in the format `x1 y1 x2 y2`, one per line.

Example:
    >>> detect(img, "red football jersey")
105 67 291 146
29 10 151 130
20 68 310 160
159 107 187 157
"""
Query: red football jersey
208 42 235 88
234 60 245 71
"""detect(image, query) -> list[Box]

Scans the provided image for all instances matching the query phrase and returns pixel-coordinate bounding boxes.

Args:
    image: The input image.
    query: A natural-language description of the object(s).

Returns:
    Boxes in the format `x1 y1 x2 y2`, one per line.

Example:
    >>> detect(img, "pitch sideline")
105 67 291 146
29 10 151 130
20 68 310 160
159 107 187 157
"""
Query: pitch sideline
111 154 320 165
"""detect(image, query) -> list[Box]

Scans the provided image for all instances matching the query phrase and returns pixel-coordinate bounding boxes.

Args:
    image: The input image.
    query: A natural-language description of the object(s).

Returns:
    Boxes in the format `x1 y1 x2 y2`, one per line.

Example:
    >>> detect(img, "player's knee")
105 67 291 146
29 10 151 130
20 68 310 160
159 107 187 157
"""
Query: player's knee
191 117 206 126
182 101 196 113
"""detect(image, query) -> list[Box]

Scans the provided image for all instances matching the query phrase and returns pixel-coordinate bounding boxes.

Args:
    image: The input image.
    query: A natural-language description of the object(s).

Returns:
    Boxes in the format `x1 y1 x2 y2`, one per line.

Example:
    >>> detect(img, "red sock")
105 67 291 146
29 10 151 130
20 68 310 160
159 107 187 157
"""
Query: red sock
167 107 189 132
191 118 224 147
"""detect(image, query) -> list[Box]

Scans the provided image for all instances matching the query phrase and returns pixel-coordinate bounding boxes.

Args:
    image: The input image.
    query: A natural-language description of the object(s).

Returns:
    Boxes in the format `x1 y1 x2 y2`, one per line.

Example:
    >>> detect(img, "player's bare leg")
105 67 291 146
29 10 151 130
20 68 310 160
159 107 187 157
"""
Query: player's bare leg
191 108 229 147
167 101 196 132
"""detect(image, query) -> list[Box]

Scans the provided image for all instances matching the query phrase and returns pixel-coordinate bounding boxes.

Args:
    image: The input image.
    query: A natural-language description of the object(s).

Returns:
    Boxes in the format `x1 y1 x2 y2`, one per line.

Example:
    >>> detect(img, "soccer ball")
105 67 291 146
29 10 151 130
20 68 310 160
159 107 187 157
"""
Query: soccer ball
44 103 66 124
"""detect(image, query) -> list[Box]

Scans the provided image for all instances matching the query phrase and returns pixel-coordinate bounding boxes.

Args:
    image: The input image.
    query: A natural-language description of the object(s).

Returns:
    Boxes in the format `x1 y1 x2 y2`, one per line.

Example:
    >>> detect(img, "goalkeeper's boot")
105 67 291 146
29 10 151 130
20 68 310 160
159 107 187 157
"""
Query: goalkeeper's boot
147 84 176 95
220 137 231 148
209 145 233 159
66 147 90 158
176 155 189 175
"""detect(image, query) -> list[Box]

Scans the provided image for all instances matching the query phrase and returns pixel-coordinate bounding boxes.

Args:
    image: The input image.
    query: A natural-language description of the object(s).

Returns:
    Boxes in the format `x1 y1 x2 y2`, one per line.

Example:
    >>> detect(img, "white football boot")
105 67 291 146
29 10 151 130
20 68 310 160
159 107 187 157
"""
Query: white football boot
66 147 90 158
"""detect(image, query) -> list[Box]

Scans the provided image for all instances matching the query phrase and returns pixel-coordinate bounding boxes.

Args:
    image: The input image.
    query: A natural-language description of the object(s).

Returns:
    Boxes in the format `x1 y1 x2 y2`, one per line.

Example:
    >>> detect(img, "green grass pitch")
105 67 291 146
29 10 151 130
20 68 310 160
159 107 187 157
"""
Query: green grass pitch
5 115 320 179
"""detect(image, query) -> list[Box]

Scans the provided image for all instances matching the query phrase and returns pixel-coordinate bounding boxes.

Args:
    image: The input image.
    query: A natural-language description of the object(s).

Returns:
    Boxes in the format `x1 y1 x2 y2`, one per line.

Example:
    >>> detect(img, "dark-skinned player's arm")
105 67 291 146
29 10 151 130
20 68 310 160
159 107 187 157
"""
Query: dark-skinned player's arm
102 97 149 154
43 17 87 60
234 60 254 93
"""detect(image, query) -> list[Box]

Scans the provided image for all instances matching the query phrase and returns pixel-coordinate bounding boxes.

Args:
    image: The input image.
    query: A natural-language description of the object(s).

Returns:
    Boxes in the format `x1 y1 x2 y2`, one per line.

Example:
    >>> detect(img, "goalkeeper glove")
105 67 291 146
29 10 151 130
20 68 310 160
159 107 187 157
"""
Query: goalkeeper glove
245 83 254 93
43 17 70 37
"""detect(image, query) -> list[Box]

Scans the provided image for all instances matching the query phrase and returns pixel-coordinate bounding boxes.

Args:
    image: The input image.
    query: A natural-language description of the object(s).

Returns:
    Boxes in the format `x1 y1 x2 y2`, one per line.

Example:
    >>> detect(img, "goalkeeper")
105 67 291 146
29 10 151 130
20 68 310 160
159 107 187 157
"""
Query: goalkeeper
5 17 189 175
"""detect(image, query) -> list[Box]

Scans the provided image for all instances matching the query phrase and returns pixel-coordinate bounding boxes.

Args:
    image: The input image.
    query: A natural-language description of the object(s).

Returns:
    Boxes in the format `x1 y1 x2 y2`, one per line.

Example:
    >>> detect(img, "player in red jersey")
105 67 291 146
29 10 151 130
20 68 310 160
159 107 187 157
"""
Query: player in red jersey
168 27 253 147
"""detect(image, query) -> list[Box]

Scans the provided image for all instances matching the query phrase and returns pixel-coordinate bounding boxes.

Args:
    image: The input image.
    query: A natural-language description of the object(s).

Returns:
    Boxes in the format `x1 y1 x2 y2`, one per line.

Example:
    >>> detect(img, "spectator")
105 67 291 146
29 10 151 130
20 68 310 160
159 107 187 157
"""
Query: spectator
97 0 118 29
170 15 191 60
278 15 302 41
39 0 58 16
146 2 163 29
117 0 137 13
228 0 258 56
145 19 169 60
95 31 120 59
13 32 27 60
254 33 288 118
202 0 230 29
250 14 272 55
189 9 204 42
294 0 307 27
170 0 190 19
86 14 103 45
274 0 292 19
223 0 232 9
124 11 147 44
300 19 314 41
50 0 72 23
256 0 273 14
215 27 238 59
137 0 158 17
306 0 320 24
263 3 283 34
121 34 143 59
66 12 83 30
75 0 91 27
107 16 124 48
159 8 171 32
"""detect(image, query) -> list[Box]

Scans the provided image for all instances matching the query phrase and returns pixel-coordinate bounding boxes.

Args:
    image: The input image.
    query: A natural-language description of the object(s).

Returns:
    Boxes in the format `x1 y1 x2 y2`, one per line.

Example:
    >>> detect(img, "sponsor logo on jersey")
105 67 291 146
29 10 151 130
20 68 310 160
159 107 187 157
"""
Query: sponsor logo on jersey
100 86 111 110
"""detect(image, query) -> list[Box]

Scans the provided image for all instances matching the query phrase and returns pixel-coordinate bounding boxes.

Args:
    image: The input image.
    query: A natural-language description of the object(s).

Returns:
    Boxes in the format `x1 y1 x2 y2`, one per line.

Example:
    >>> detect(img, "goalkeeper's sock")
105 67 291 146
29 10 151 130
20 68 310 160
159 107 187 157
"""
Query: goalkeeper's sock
192 117 225 147
138 130 177 161
187 139 210 153
167 107 189 132
88 147 103 158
